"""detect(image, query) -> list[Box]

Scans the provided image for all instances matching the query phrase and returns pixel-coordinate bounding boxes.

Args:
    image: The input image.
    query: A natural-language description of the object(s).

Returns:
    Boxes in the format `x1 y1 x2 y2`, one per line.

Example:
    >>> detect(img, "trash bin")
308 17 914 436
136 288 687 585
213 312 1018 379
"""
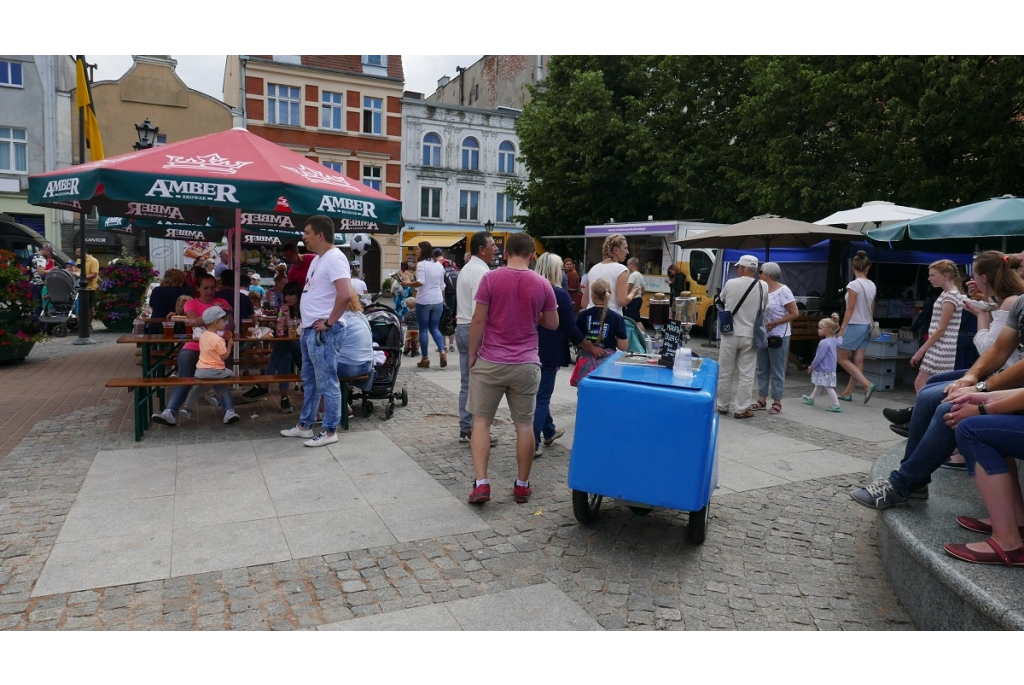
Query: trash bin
567 351 720 543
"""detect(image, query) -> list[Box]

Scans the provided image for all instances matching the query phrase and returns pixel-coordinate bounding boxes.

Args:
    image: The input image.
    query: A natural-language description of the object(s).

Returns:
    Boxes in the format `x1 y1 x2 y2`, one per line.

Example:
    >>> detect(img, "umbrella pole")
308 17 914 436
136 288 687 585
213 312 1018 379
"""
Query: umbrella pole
233 211 241 376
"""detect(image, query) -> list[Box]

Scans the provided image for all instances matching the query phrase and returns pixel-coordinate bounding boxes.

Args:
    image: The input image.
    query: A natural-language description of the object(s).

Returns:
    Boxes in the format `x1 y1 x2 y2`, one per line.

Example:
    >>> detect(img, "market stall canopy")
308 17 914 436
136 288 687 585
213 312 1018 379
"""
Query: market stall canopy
815 201 936 233
401 234 467 249
584 221 678 237
27 127 402 234
98 216 348 246
864 195 1024 251
670 215 859 260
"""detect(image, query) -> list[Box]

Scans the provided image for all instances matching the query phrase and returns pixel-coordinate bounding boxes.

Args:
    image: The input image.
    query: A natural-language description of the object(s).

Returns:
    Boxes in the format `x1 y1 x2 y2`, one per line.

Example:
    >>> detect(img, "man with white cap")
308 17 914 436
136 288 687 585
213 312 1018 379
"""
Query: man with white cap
717 255 767 419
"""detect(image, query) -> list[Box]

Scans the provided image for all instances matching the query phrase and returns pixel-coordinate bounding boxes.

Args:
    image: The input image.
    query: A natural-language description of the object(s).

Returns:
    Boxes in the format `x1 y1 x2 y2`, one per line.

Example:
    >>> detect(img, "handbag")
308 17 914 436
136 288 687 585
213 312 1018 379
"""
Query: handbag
752 284 768 350
767 335 783 348
869 321 881 340
720 277 761 338
439 305 457 337
570 352 601 387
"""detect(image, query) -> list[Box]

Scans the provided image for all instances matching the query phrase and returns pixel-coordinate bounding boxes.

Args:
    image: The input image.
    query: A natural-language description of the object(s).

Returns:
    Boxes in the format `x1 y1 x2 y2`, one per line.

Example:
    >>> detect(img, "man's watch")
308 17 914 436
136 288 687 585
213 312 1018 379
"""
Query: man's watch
976 381 988 393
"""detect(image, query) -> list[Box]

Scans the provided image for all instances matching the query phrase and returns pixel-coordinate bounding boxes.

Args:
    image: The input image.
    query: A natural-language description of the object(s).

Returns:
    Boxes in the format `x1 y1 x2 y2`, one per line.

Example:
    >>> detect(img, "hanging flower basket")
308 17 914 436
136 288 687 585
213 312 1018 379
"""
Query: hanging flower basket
94 253 157 331
0 249 44 362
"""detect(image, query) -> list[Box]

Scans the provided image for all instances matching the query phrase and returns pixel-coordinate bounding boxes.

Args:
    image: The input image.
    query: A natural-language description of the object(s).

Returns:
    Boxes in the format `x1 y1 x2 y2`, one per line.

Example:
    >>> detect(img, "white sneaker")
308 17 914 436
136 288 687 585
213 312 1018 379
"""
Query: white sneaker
223 409 240 424
280 425 314 438
151 408 177 426
206 394 220 410
304 431 339 448
179 406 193 421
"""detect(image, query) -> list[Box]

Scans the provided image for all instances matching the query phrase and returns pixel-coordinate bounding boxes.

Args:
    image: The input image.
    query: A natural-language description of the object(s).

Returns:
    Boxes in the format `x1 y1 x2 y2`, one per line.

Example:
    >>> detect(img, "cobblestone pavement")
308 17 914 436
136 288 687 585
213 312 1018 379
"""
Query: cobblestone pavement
13 323 121 365
0 337 914 630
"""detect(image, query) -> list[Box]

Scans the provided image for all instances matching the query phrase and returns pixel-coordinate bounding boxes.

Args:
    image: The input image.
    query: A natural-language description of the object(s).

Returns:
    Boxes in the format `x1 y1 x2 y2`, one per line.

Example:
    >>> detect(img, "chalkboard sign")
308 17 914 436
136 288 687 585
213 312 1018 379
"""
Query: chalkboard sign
659 319 685 367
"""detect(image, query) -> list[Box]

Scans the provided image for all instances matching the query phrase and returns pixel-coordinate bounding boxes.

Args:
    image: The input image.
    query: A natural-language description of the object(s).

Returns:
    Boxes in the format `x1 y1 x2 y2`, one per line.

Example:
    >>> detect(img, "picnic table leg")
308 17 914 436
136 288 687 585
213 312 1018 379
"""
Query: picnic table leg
341 381 349 431
134 387 144 442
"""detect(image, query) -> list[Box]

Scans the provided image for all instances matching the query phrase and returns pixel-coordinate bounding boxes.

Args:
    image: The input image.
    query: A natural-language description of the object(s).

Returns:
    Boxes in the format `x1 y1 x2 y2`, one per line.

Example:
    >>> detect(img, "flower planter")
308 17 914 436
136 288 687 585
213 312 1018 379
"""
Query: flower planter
0 341 34 363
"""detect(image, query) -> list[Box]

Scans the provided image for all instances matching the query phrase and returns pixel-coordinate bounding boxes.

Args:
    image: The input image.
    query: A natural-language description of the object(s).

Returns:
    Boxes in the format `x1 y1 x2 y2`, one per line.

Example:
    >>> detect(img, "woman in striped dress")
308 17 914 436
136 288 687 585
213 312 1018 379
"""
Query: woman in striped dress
911 260 964 393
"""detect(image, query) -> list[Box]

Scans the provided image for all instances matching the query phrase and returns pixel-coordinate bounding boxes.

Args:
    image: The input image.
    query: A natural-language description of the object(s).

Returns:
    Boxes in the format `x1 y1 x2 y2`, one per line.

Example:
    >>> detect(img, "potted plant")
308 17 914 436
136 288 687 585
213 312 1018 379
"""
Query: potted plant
95 252 158 332
0 249 44 362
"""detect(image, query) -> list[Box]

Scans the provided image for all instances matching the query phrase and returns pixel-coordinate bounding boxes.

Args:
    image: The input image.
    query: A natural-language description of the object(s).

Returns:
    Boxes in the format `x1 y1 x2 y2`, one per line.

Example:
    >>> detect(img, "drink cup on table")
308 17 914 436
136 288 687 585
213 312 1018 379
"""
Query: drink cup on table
162 321 174 339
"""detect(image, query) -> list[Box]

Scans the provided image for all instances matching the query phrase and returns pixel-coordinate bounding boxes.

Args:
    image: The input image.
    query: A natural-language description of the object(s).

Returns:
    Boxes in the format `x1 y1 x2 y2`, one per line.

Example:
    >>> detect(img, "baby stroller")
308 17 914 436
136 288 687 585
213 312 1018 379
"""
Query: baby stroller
351 303 408 419
39 268 78 337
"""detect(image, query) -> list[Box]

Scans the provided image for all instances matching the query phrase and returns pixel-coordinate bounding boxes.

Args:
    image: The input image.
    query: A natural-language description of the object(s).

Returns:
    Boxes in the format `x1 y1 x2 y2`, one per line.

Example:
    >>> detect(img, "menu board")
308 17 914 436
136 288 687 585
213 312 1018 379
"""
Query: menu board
659 319 685 368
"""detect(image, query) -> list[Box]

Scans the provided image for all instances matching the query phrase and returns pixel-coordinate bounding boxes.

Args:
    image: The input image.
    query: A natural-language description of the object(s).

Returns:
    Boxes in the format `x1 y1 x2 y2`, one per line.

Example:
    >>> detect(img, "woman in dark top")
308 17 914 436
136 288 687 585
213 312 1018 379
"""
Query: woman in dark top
576 277 629 353
533 253 606 457
667 264 688 301
145 268 192 334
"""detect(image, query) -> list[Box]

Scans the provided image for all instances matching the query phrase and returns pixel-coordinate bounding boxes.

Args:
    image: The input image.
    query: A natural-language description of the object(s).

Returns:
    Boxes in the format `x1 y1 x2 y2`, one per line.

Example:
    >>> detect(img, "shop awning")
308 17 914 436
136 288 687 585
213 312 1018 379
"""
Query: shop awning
584 222 677 237
401 233 467 248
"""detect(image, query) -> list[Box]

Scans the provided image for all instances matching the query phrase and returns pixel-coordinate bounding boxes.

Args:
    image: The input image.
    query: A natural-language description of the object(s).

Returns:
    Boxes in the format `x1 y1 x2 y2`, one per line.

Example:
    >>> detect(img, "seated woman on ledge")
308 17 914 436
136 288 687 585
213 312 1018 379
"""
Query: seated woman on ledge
943 387 1024 566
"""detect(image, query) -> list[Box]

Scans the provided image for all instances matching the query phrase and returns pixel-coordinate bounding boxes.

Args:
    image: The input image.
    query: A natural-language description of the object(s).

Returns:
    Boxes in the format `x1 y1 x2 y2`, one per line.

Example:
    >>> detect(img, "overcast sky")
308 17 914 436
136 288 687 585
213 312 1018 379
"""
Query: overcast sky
90 55 484 101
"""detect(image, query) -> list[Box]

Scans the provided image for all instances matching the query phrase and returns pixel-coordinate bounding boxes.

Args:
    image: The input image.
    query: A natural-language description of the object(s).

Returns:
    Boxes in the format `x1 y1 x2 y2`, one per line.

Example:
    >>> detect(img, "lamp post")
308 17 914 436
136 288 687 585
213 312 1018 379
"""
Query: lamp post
483 220 497 265
484 220 494 232
133 119 159 151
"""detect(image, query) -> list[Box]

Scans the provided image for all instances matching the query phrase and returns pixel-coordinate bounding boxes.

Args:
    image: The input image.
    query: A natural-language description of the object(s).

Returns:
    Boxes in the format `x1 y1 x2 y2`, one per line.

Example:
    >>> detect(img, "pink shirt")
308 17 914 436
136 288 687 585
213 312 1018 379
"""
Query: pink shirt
475 267 557 365
182 297 229 351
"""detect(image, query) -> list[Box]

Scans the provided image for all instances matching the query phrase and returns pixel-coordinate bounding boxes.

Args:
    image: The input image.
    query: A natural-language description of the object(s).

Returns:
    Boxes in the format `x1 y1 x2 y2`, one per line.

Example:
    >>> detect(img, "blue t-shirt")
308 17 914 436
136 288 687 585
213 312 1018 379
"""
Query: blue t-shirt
576 306 627 351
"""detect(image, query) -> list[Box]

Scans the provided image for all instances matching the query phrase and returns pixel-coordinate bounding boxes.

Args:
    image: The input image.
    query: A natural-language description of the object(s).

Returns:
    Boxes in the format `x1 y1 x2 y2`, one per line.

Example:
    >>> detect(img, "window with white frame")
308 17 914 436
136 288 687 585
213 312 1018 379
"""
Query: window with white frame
322 161 343 173
321 91 344 130
459 190 480 221
363 56 386 67
267 84 301 126
0 61 24 88
421 187 441 219
362 165 382 191
155 134 167 146
0 127 28 173
362 97 383 135
422 133 441 167
461 137 479 170
498 141 516 174
496 192 515 223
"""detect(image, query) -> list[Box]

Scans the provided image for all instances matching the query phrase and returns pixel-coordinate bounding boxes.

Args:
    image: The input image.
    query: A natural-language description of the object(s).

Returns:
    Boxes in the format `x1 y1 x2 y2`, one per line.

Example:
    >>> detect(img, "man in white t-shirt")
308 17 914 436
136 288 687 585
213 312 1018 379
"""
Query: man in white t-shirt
456 232 498 443
281 215 352 448
717 254 767 419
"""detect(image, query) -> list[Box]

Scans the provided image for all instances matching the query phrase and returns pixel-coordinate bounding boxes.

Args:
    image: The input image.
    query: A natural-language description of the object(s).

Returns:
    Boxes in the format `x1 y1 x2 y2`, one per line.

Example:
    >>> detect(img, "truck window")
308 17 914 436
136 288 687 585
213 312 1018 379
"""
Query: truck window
690 250 713 286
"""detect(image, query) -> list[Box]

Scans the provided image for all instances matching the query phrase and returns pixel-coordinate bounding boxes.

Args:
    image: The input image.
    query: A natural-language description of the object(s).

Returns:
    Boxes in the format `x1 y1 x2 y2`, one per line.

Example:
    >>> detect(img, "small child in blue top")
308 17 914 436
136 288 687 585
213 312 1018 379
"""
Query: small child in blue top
803 315 841 412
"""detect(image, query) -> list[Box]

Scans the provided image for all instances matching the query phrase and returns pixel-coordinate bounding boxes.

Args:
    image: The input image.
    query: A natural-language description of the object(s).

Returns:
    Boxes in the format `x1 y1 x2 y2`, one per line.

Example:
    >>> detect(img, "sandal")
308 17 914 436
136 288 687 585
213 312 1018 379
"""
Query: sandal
863 383 878 404
956 516 1024 537
944 538 1024 567
734 410 754 419
768 401 782 415
749 399 767 411
838 394 853 402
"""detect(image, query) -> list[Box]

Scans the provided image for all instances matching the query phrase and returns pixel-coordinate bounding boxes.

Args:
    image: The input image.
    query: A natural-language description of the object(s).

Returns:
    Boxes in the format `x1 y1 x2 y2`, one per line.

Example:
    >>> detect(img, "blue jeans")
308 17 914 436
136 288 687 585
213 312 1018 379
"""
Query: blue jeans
337 359 374 392
298 324 344 433
888 369 964 495
267 340 302 390
416 302 445 357
457 324 472 432
756 335 790 401
166 348 200 413
533 365 559 448
956 414 1024 476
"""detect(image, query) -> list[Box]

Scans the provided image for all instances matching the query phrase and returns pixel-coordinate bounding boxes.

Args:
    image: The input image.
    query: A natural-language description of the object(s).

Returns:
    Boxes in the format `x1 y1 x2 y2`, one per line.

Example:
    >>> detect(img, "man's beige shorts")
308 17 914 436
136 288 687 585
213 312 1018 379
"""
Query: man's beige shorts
467 358 541 424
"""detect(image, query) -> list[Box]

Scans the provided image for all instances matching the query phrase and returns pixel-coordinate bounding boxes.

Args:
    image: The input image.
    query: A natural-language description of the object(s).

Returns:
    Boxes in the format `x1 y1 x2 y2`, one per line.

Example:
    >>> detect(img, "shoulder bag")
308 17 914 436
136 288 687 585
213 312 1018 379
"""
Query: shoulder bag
752 282 769 349
718 277 759 336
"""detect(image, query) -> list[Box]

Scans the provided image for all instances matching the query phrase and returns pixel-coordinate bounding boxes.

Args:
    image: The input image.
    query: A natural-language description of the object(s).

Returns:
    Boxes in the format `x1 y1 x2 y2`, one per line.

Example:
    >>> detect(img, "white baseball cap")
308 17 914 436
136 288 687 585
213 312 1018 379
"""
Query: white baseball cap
737 255 759 269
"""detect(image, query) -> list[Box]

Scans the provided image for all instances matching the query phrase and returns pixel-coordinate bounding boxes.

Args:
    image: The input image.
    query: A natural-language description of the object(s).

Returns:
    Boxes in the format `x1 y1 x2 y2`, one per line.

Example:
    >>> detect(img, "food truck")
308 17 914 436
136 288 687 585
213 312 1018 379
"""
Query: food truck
579 220 726 333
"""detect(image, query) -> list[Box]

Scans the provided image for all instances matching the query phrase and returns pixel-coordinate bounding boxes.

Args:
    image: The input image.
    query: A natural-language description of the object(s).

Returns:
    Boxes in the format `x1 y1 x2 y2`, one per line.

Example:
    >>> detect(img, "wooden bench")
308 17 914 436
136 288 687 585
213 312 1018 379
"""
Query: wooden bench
790 316 821 342
106 373 368 441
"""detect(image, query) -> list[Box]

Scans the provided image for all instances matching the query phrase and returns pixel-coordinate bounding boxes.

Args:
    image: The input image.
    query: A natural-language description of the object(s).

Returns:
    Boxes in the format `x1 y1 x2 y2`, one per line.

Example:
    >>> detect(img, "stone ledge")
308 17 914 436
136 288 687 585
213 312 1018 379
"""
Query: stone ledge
873 444 1024 630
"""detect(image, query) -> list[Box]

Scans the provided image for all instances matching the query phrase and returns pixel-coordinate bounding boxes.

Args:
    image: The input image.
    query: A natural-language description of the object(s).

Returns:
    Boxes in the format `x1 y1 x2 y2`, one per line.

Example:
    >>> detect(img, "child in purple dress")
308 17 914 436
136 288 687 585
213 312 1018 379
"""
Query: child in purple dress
803 315 841 412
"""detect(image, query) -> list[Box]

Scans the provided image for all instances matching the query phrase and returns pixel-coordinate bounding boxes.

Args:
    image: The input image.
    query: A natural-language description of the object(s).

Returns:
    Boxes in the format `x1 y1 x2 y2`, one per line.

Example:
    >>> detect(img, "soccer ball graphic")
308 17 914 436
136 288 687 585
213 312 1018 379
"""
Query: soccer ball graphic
349 233 372 256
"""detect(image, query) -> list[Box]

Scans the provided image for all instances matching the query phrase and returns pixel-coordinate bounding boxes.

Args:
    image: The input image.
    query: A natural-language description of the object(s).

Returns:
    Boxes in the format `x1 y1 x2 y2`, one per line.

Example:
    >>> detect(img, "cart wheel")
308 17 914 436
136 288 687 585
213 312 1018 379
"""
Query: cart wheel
385 402 394 420
628 506 653 516
687 503 710 545
363 400 373 416
53 323 68 338
572 489 603 524
400 388 408 406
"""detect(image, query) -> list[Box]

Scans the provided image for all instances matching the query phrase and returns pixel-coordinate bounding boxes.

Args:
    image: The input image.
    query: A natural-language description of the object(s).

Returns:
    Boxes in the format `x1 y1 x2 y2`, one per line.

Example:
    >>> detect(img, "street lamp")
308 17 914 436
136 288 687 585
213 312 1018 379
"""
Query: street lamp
133 119 159 150
484 220 494 232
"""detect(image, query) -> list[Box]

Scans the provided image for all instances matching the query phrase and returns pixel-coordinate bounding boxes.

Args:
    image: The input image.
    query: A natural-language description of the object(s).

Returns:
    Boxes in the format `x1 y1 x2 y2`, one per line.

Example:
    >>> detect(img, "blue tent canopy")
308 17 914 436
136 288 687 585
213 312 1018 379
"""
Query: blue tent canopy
721 240 973 266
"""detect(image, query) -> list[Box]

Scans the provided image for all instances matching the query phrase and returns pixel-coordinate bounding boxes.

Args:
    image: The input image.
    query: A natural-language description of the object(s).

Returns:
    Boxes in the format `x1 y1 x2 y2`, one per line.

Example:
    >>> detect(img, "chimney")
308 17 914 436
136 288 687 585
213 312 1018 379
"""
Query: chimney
437 75 450 88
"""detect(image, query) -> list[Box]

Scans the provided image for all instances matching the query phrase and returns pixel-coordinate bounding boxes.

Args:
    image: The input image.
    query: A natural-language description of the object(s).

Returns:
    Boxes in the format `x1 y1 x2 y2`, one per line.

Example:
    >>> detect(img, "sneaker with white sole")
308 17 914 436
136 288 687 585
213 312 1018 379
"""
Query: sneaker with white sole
151 408 177 426
280 397 293 414
223 409 241 424
304 431 338 448
850 480 909 510
543 428 565 447
280 425 314 439
206 394 221 410
178 405 193 421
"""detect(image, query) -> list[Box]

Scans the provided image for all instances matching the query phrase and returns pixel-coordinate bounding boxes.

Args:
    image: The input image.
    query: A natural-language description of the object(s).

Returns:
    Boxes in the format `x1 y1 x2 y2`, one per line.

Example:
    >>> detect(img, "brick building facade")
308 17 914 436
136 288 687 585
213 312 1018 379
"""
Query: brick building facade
426 55 547 110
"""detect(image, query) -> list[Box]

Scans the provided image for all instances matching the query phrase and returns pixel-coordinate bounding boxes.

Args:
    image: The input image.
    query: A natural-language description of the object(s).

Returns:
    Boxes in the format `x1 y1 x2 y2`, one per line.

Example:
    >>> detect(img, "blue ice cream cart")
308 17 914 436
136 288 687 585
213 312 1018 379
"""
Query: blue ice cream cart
567 351 720 543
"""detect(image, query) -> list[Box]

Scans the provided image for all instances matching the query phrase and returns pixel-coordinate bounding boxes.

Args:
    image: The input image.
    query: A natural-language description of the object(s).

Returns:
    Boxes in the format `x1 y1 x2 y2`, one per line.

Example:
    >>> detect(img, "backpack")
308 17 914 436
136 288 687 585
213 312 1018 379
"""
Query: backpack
443 264 458 297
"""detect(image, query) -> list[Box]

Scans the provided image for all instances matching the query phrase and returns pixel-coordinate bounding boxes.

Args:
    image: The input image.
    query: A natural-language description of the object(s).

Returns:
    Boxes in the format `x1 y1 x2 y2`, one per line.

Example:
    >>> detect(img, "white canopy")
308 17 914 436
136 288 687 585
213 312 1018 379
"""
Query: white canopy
815 201 936 233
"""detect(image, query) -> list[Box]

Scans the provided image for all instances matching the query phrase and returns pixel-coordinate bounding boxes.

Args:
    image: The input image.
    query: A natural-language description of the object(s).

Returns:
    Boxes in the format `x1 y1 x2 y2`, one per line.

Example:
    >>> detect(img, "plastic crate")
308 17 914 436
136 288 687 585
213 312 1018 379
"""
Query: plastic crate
865 371 895 391
897 340 919 356
866 339 898 358
864 358 897 376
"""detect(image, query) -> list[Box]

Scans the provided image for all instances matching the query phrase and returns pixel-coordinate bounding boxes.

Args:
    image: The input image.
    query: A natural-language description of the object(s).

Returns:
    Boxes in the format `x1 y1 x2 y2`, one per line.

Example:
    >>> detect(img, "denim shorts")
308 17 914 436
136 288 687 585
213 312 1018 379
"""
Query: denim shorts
839 323 871 351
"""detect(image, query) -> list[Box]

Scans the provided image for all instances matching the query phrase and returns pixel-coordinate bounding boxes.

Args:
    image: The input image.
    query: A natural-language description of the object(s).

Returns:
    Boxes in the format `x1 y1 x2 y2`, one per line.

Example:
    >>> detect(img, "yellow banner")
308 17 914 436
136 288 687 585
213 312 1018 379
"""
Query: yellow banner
75 56 104 161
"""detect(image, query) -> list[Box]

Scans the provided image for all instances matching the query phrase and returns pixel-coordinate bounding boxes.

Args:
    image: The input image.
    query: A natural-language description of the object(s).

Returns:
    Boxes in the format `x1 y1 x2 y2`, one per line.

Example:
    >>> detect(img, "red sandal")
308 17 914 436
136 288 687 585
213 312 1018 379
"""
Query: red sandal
944 538 1024 567
768 401 782 415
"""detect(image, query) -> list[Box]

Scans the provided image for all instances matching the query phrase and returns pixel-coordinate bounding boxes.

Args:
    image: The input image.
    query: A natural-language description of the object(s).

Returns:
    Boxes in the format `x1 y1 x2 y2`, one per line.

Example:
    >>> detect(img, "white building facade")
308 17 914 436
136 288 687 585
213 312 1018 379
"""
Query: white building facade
400 97 526 264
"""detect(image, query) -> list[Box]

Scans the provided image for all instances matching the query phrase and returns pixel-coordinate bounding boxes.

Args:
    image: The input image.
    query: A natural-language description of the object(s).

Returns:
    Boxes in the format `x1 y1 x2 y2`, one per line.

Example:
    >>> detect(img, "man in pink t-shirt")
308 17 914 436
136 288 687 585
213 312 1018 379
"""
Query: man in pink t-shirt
466 233 558 505
282 242 316 285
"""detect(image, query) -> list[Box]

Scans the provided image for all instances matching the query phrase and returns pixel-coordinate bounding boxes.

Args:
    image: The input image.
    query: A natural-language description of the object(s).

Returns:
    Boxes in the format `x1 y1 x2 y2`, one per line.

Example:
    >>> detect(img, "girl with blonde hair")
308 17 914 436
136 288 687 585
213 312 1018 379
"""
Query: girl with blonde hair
582 234 642 315
911 259 964 392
